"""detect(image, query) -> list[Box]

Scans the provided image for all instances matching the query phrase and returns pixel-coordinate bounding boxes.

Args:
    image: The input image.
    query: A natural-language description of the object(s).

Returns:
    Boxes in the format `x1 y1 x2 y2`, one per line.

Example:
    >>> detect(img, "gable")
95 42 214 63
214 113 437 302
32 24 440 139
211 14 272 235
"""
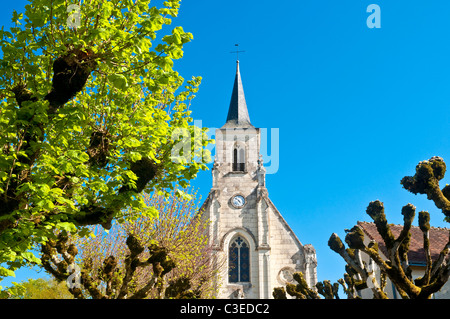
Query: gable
263 195 304 250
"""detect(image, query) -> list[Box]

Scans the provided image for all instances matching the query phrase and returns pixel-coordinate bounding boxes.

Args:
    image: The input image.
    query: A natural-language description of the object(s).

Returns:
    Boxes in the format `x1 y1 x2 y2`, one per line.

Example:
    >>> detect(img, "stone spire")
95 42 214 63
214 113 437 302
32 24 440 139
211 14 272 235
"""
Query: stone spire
222 61 254 128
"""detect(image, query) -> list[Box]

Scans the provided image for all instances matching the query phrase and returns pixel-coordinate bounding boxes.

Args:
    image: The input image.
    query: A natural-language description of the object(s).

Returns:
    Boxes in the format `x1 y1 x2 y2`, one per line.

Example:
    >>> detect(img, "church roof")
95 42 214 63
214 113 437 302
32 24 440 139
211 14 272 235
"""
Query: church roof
358 221 450 265
222 61 254 128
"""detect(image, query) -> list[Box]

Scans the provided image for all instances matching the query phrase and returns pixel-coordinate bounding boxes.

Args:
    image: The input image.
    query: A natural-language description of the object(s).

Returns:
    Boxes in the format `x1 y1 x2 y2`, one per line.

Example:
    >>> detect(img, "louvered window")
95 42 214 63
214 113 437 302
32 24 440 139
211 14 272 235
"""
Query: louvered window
232 147 245 171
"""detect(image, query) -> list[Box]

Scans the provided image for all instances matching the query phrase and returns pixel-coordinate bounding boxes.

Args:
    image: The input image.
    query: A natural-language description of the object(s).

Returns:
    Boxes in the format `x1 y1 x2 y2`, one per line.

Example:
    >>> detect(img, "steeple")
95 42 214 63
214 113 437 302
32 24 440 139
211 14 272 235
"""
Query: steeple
222 61 254 128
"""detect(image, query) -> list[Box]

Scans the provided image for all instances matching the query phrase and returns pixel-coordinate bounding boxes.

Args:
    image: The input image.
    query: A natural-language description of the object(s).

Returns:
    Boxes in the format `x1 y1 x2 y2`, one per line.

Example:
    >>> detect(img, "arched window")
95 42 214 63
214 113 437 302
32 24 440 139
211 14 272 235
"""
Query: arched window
233 148 238 171
232 146 245 172
228 236 250 283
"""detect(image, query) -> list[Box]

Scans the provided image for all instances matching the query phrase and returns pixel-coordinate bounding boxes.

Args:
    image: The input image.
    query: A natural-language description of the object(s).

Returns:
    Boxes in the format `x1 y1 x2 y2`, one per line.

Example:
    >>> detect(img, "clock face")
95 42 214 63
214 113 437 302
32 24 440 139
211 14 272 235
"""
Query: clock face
232 195 245 208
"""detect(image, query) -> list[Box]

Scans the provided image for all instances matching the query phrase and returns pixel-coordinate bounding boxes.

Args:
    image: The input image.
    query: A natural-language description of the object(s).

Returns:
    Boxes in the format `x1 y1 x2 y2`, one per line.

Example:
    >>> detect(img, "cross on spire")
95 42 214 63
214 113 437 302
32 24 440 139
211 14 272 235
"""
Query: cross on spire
230 44 245 62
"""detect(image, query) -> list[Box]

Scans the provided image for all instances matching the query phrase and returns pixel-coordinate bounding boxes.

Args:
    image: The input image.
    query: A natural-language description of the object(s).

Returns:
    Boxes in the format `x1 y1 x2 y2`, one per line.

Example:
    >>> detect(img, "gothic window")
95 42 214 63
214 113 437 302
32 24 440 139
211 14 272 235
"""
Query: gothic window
228 236 250 283
232 148 238 171
232 146 245 172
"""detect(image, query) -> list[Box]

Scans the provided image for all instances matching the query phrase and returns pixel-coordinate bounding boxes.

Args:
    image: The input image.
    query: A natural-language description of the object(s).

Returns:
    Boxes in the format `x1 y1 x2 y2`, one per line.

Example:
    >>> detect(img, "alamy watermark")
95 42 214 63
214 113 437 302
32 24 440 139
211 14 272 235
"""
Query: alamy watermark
367 4 381 29
66 263 82 289
59 3 382 175
67 4 81 28
66 3 381 30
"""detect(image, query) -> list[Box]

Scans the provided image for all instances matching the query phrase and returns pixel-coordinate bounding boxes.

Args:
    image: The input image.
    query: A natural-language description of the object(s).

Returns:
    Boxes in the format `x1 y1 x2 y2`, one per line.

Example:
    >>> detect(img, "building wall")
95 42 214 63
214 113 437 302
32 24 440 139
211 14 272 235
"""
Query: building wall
357 236 450 299
207 194 315 299
265 201 315 291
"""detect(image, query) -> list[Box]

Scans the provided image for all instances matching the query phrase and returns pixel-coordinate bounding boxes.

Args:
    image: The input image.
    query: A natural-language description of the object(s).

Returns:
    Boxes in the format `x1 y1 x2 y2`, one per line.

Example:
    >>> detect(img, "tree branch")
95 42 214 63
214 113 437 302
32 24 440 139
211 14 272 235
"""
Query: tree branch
401 156 450 218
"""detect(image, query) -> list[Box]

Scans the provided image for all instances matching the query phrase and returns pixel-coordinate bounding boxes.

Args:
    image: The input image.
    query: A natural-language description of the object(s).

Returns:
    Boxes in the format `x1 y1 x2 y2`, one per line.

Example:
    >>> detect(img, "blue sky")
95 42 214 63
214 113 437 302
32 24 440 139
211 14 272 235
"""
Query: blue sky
176 0 450 284
2 0 450 289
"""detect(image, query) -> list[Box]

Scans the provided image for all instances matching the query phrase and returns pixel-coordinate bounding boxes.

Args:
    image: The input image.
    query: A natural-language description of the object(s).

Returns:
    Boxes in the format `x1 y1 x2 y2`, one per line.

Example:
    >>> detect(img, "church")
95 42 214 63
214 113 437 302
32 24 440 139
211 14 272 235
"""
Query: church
200 60 318 299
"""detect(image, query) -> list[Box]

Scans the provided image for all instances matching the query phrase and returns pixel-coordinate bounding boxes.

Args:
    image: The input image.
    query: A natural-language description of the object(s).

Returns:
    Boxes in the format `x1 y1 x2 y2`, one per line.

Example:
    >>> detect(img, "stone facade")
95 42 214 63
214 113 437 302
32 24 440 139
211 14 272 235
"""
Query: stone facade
199 62 317 299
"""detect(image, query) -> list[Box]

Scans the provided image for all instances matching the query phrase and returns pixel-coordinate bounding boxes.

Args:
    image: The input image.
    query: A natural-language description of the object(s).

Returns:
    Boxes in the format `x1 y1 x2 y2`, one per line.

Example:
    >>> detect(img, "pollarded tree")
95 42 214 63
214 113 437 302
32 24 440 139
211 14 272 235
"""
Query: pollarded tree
0 0 211 286
274 156 450 299
39 187 219 299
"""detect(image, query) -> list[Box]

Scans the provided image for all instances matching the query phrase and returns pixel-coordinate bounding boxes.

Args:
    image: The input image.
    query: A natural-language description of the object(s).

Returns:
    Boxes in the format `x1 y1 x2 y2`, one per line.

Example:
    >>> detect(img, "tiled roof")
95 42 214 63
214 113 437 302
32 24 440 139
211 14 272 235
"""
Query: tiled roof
357 221 449 265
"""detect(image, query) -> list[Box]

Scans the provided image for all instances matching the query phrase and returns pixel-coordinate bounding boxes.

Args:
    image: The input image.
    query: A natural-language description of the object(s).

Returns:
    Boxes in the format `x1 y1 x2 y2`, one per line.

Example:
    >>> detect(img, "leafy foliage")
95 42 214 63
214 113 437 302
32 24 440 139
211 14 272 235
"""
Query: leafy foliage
0 0 211 286
38 187 218 299
1 277 73 299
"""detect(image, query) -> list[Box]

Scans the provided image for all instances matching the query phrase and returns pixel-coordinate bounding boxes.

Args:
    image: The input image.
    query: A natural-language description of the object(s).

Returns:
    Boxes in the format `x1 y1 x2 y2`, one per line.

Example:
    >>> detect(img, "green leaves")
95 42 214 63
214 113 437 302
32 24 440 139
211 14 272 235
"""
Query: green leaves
108 74 129 91
0 268 15 278
11 10 23 24
21 252 41 264
58 222 77 233
0 0 211 284
162 26 193 60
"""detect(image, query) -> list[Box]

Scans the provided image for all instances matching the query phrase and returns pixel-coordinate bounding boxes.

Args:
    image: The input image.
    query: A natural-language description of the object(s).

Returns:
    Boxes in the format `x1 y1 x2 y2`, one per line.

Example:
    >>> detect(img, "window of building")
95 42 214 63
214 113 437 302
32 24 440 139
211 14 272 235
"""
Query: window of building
232 147 245 171
228 236 250 283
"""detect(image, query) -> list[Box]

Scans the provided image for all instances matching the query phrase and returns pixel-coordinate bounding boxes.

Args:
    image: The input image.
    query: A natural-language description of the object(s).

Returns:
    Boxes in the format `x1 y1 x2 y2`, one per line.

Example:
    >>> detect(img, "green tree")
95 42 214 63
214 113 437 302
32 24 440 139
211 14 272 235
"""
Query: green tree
39 187 218 299
274 156 450 299
3 277 73 299
0 0 211 290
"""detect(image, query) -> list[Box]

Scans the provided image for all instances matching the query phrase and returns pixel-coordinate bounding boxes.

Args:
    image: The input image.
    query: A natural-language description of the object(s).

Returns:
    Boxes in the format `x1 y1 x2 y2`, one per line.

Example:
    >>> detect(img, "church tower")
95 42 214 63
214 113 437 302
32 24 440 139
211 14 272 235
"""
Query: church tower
200 61 317 299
